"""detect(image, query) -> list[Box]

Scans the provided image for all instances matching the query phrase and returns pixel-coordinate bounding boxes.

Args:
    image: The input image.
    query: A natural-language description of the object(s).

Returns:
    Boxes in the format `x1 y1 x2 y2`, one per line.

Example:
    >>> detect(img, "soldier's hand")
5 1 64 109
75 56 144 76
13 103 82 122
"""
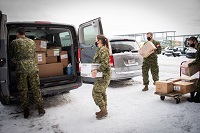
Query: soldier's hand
91 70 97 78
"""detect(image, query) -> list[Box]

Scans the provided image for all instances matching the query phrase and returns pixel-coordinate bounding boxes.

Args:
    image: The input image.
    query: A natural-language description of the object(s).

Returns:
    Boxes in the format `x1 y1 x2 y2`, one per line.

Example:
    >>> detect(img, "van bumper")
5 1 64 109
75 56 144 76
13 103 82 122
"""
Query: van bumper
111 68 142 80
40 76 82 95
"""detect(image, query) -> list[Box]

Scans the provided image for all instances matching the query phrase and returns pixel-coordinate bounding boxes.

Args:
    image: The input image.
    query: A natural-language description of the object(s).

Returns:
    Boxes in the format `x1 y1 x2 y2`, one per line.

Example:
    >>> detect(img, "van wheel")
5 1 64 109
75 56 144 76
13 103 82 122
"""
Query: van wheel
0 92 11 105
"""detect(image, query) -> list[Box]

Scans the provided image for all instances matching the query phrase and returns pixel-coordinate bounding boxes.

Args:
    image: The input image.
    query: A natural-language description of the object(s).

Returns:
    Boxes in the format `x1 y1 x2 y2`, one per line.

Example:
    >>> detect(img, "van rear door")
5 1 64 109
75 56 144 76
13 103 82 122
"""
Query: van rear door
0 11 10 105
79 18 103 82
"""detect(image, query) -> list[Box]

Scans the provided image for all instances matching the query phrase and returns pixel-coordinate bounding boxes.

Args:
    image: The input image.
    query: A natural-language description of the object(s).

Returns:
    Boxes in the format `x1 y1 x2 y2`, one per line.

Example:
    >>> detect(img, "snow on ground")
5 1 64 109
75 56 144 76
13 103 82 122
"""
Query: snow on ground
0 55 200 133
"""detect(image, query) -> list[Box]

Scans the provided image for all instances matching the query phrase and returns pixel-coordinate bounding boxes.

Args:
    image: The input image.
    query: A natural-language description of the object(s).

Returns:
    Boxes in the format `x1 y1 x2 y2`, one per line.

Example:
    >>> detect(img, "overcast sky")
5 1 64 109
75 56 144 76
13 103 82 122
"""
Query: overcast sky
0 0 200 36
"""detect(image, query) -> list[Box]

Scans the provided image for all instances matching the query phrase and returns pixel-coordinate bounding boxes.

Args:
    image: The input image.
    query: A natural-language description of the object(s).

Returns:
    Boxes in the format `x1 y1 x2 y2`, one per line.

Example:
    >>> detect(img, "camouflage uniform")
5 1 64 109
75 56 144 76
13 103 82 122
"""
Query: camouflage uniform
142 40 161 85
92 46 111 108
188 44 200 92
9 37 43 108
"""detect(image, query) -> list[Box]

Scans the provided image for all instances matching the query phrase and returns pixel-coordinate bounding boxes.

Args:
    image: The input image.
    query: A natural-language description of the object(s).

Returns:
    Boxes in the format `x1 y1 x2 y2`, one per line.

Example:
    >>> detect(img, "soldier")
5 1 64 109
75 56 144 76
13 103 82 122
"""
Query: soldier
9 27 45 118
186 36 200 103
91 34 111 120
142 32 161 91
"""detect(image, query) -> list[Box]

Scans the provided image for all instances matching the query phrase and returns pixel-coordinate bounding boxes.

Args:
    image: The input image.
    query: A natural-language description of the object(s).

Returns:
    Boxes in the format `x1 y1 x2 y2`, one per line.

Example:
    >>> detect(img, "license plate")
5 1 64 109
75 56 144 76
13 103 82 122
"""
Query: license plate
128 59 135 64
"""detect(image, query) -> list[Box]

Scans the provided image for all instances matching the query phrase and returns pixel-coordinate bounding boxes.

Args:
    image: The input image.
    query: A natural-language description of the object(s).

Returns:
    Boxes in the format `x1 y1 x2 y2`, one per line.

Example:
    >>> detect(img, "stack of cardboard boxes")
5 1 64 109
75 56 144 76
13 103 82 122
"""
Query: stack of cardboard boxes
155 59 200 94
155 77 198 94
34 40 69 78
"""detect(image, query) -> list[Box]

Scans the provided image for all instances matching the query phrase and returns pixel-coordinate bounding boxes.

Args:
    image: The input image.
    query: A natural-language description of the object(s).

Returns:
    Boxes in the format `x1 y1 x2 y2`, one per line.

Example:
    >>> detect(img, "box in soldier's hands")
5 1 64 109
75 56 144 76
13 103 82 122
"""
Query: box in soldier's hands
139 41 157 58
181 59 200 76
81 63 102 77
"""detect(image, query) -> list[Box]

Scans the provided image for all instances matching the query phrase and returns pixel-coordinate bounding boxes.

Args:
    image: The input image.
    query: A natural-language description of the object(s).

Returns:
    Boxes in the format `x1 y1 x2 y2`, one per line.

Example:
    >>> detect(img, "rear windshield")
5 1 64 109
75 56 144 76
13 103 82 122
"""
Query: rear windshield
110 40 139 54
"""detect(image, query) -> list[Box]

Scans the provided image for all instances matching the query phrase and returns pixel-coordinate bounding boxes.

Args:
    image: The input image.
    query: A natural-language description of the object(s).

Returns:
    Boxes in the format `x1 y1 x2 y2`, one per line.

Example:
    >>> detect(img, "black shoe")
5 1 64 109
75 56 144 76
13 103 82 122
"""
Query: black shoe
38 105 45 116
24 108 29 119
187 97 200 103
187 92 200 103
190 91 196 98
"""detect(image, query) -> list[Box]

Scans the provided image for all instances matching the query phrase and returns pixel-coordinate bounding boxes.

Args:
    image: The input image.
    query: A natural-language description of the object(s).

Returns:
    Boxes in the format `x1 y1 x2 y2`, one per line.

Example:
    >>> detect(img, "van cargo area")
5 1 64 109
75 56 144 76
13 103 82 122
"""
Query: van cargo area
7 23 82 96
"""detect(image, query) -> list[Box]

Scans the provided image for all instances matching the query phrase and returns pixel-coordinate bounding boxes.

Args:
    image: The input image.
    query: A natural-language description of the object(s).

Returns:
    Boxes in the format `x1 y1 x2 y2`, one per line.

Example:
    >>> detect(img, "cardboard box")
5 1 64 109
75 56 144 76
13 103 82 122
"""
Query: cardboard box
48 46 62 53
181 77 199 86
155 81 174 94
47 49 60 57
173 81 195 94
181 59 200 76
38 63 63 78
81 63 102 78
60 51 69 68
35 52 46 64
46 56 57 64
34 40 47 52
139 41 157 58
166 78 181 83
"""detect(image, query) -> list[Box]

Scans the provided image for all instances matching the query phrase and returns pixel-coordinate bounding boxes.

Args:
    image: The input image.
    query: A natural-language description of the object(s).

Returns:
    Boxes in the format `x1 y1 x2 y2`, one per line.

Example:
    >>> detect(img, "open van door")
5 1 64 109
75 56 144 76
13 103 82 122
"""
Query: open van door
79 18 103 83
0 11 10 105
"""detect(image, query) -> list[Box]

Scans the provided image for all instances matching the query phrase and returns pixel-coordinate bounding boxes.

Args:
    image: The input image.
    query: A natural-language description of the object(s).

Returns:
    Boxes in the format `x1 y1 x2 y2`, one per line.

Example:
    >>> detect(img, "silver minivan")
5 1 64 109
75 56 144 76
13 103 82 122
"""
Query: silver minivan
109 36 142 80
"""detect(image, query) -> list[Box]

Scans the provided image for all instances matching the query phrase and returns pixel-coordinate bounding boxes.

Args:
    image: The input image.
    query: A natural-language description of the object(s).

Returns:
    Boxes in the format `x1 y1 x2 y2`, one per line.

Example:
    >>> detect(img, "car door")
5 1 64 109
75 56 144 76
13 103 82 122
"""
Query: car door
0 11 10 105
79 17 103 82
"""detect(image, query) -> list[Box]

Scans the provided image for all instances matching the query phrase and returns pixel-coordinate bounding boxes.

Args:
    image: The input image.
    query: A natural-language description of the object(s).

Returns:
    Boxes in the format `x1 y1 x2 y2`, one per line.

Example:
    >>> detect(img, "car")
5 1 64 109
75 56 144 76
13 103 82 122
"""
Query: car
81 36 142 82
109 37 142 80
0 11 103 105
185 47 197 58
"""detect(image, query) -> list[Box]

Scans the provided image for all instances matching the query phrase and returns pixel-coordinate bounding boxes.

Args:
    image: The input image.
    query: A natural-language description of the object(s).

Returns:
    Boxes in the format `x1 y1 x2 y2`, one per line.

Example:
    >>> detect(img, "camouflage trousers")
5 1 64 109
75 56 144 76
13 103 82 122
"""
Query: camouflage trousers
92 75 110 108
17 71 43 108
196 74 200 92
142 59 159 85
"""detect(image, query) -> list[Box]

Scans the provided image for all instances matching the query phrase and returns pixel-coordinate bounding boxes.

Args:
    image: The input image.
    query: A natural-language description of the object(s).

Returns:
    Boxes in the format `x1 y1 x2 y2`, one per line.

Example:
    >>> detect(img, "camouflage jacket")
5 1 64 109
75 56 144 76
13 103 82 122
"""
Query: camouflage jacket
93 46 111 76
9 37 38 73
188 44 200 67
143 39 161 62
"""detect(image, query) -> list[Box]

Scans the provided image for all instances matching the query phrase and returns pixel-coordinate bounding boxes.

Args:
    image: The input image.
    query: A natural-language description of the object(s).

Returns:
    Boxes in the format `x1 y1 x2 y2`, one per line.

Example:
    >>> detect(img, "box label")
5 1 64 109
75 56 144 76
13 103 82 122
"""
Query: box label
37 54 43 62
61 54 68 59
40 41 47 48
174 86 181 91
54 49 60 56
181 68 186 74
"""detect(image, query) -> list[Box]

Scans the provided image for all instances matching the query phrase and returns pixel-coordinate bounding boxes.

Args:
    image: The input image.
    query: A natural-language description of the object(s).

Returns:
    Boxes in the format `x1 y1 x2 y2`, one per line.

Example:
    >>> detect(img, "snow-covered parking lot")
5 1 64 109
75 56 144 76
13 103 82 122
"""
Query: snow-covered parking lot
0 55 200 133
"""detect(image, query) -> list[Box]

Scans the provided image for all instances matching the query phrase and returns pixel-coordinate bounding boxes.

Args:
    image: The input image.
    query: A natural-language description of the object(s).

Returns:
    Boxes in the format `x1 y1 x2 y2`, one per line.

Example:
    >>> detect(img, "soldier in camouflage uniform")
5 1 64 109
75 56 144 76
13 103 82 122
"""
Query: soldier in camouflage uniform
9 28 45 118
142 32 161 91
186 37 200 103
92 34 111 120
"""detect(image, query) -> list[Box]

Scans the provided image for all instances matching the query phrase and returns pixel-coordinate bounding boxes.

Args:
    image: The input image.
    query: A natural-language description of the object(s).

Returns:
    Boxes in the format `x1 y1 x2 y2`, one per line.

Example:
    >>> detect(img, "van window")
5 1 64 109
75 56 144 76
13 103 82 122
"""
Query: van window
83 25 96 46
59 31 72 47
110 40 139 53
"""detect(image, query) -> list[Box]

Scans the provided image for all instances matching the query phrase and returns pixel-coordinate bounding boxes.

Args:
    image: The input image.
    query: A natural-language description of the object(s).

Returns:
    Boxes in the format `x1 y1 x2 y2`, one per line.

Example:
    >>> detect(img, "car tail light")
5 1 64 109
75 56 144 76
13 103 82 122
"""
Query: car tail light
78 48 81 72
109 55 114 67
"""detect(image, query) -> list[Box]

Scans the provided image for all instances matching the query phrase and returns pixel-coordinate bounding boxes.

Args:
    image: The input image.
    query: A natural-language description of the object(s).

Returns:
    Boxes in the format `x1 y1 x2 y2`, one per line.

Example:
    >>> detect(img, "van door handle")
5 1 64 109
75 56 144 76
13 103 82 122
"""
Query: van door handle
0 80 6 83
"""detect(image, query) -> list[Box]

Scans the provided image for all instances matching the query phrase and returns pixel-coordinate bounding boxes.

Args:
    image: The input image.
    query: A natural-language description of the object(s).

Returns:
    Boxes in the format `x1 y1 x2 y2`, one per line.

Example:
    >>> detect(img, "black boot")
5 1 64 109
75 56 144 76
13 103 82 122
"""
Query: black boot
187 92 200 103
24 108 29 119
38 105 45 116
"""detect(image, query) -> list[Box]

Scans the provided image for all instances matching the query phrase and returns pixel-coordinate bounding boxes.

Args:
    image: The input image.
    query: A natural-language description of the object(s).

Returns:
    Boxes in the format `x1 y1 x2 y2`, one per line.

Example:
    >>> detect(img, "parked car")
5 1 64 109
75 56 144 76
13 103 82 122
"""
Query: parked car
0 11 104 105
109 37 143 80
81 36 142 82
185 47 197 58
